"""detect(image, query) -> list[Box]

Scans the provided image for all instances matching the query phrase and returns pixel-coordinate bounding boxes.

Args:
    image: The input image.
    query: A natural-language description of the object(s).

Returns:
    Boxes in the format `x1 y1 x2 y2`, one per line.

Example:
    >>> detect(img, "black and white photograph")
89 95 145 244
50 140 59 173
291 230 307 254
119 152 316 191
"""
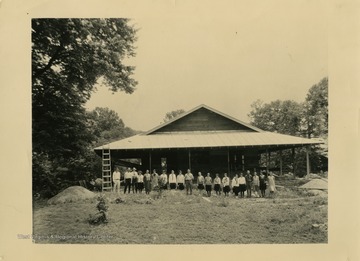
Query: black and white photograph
1 0 359 260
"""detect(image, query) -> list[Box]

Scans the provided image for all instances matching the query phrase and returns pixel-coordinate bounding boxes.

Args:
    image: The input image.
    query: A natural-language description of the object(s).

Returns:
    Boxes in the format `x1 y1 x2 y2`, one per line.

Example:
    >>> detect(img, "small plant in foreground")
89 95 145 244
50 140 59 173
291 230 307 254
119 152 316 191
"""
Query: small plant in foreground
88 194 108 225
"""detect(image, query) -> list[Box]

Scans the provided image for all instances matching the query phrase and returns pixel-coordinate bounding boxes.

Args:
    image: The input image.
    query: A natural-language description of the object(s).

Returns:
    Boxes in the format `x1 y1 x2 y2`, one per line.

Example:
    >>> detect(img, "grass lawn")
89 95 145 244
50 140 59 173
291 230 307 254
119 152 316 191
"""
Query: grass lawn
33 181 327 244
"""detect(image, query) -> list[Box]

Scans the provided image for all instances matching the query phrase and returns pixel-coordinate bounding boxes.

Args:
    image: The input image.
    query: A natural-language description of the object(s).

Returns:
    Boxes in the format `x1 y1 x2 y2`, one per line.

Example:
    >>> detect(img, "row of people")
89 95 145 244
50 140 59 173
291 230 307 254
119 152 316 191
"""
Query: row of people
112 168 276 197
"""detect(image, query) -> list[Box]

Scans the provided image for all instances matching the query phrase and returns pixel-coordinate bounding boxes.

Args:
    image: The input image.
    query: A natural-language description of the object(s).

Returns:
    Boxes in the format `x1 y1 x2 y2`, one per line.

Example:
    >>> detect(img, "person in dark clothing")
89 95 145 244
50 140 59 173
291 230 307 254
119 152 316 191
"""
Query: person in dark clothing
259 171 267 197
245 170 253 198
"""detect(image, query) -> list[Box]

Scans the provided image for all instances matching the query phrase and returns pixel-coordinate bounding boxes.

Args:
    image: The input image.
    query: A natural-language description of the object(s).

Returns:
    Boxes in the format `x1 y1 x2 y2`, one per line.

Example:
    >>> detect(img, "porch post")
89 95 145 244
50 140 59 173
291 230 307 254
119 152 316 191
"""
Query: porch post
188 149 191 170
306 145 311 176
227 147 230 175
149 151 152 172
266 149 270 175
279 149 283 176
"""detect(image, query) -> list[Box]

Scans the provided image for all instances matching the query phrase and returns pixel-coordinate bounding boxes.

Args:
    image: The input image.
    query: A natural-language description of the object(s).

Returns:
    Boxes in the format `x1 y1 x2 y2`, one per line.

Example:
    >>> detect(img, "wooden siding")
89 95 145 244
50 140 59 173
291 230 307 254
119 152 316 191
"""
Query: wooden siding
153 107 256 133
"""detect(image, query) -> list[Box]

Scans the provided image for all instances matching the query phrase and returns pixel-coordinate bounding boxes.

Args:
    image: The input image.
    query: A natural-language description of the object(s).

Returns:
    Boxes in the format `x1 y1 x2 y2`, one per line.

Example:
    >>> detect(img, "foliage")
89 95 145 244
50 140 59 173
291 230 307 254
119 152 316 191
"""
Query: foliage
163 109 186 122
88 194 109 225
32 19 138 197
86 107 139 146
248 100 303 135
303 77 328 139
249 78 328 176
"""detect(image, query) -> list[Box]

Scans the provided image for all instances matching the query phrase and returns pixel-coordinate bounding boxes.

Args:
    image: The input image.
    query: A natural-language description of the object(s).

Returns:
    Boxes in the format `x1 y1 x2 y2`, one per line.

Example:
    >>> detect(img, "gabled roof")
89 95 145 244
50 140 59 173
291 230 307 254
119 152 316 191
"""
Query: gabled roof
94 104 323 151
144 104 264 135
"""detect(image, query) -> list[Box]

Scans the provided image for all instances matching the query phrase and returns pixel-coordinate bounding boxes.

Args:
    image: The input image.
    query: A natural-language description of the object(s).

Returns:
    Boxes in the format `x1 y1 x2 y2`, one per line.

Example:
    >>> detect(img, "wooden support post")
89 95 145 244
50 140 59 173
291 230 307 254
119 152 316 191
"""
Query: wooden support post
149 151 152 172
306 145 311 177
266 149 270 175
227 148 230 175
188 150 191 170
242 154 245 171
279 149 283 176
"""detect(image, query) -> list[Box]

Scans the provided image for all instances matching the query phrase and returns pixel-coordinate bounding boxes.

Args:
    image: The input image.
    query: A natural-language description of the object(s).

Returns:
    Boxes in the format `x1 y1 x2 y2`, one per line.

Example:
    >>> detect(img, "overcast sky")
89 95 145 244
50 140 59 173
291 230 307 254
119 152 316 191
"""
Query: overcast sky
85 1 327 131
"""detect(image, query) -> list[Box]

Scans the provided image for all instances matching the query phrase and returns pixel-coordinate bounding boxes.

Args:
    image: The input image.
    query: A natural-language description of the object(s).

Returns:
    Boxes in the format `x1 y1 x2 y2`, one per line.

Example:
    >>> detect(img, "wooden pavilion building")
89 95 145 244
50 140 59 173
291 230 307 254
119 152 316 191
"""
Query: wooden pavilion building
94 104 322 190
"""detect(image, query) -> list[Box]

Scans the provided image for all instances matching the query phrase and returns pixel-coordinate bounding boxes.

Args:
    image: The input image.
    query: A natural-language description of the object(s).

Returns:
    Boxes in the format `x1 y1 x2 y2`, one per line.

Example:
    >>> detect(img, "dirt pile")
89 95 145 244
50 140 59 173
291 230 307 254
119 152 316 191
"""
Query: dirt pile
299 179 328 190
47 186 97 204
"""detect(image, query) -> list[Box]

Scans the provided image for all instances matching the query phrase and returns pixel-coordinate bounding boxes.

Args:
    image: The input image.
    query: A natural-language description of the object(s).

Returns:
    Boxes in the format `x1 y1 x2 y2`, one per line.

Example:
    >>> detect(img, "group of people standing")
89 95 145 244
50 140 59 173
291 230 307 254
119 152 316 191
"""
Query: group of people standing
112 167 276 198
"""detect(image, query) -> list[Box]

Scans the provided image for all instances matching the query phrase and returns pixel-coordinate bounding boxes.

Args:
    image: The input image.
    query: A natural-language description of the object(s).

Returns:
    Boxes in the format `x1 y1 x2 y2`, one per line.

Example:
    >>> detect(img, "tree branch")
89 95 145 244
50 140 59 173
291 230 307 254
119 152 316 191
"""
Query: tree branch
33 43 64 79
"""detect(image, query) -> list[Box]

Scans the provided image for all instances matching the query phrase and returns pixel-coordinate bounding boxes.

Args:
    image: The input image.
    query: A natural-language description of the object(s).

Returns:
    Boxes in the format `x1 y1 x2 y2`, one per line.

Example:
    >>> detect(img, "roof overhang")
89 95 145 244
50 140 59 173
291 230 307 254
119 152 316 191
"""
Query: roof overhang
94 131 322 152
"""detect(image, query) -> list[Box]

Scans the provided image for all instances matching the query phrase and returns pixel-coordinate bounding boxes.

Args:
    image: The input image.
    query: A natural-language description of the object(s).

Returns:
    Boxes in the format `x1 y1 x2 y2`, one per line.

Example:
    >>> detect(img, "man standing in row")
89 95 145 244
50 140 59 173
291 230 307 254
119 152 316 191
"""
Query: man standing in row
184 169 194 195
245 170 253 198
131 167 138 193
112 167 121 193
124 167 132 194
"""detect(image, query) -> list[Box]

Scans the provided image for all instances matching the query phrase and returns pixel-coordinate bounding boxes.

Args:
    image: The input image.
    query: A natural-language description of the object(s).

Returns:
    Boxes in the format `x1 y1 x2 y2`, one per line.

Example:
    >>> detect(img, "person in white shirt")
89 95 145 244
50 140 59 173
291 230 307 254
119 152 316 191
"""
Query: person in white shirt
252 171 260 197
131 167 139 193
137 170 144 193
112 167 121 193
231 174 239 197
204 173 212 197
222 173 230 196
238 173 246 198
159 170 168 190
151 169 159 190
177 170 185 190
124 167 132 194
184 169 194 195
168 170 177 189
214 173 221 195
197 172 205 193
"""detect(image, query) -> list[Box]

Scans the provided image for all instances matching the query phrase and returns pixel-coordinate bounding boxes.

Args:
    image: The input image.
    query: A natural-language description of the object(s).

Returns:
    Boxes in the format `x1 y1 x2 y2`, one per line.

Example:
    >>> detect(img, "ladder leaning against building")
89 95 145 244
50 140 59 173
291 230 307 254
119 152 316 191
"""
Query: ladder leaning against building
102 147 112 192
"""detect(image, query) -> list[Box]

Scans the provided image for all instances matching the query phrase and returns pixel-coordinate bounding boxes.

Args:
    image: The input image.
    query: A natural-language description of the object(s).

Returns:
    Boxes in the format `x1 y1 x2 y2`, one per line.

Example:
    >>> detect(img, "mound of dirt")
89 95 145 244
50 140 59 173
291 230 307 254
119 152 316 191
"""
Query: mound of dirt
47 186 97 204
299 179 328 190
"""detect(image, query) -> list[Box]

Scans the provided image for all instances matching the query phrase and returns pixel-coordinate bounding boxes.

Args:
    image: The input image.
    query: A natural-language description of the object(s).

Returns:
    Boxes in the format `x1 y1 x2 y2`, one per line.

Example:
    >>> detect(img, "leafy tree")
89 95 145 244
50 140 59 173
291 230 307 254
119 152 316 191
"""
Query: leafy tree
32 19 138 197
32 18 137 159
248 100 303 136
163 109 185 122
87 107 139 146
303 77 328 139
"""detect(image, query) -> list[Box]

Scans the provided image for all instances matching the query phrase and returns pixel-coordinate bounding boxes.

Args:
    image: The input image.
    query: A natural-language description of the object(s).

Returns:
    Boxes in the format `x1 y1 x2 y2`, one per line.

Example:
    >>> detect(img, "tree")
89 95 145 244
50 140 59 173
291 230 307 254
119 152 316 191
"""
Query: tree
32 19 138 197
248 99 303 136
163 109 186 122
32 18 137 159
303 77 328 139
86 107 138 146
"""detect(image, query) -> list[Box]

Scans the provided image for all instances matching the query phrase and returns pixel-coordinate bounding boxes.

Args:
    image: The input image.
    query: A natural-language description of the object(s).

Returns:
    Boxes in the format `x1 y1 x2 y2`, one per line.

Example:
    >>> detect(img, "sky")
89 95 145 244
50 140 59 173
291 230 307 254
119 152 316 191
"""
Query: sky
85 0 327 131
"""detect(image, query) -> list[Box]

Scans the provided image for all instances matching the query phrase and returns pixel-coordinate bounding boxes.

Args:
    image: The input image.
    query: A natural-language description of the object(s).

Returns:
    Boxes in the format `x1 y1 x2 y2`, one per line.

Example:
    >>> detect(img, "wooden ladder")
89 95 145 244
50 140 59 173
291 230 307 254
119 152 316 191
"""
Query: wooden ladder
102 147 112 192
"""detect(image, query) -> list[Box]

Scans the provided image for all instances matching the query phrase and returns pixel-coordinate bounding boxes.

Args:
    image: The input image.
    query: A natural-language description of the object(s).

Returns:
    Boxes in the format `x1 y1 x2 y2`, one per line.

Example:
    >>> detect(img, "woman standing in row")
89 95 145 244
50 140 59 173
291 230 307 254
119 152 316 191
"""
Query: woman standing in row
268 172 276 198
197 172 205 193
238 173 246 198
252 171 260 197
204 173 212 197
259 171 267 197
222 173 230 197
231 174 239 197
213 173 221 195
